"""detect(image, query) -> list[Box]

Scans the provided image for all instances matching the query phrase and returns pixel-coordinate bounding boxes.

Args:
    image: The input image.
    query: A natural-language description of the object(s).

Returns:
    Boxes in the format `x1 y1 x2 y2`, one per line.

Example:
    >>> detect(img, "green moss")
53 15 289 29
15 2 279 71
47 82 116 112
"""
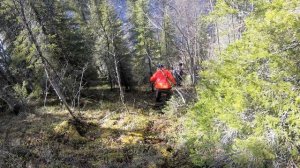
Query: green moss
119 132 144 144
153 144 171 158
119 115 149 131
54 121 87 144
103 152 125 162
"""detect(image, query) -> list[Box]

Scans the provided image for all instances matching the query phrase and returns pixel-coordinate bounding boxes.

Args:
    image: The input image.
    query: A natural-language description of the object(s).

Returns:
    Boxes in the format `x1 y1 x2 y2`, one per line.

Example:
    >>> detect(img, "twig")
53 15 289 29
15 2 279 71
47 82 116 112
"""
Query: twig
173 87 186 104
77 64 88 113
43 78 49 107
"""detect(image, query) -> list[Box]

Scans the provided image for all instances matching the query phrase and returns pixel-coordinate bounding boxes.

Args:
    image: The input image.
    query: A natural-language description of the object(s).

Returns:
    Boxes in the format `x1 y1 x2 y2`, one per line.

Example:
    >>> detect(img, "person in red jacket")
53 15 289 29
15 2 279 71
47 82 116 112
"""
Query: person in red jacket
150 64 176 102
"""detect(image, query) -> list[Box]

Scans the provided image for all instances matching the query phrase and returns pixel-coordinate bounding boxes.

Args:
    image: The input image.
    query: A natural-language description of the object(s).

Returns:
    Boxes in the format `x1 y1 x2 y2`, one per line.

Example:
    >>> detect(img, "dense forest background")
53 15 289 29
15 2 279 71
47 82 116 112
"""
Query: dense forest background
0 0 300 167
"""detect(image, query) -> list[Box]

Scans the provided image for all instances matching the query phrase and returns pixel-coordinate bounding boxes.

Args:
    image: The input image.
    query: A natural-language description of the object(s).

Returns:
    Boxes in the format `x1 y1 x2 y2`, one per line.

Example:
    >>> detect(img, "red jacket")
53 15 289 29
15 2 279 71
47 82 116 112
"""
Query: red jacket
150 68 176 89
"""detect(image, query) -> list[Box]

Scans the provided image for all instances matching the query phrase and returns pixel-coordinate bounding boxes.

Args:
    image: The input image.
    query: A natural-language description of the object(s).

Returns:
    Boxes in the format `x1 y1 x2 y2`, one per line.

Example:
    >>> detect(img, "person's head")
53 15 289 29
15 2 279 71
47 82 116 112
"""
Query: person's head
157 63 164 69
179 62 183 66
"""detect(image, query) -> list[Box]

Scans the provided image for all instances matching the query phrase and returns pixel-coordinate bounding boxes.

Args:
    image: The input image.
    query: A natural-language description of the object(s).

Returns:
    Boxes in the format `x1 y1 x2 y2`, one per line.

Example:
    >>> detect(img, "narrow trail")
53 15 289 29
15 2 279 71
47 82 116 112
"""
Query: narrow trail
0 86 193 167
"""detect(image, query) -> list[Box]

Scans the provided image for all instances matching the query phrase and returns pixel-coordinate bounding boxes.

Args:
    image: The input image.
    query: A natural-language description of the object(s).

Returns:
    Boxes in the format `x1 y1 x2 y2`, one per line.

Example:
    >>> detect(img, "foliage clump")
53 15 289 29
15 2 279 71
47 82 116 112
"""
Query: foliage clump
185 0 300 167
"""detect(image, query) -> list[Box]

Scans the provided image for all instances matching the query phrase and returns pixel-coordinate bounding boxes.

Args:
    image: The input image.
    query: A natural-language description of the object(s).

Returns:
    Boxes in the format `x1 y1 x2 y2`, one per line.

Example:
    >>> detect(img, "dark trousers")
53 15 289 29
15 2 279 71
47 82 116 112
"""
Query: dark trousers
156 89 172 102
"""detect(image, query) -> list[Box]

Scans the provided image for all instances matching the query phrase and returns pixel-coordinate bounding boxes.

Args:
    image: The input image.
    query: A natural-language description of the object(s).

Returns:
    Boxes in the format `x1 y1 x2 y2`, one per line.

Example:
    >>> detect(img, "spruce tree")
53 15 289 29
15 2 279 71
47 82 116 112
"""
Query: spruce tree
159 5 178 68
185 0 300 167
90 0 133 92
127 0 159 84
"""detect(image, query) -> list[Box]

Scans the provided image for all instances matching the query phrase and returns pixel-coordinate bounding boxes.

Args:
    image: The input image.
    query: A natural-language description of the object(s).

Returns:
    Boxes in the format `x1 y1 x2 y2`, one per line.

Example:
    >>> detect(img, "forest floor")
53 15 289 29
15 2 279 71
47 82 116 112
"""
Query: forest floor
0 85 195 168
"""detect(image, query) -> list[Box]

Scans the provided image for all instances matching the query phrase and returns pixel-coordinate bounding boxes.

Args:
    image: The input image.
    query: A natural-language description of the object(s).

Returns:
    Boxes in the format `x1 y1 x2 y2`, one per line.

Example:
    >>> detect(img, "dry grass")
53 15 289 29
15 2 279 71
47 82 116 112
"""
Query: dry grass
0 86 193 167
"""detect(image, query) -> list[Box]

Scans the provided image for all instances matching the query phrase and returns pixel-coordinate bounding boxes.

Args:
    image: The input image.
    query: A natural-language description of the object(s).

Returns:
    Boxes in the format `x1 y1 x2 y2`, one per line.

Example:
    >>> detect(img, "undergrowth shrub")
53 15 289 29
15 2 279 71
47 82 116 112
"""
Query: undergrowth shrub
13 81 28 99
184 0 300 167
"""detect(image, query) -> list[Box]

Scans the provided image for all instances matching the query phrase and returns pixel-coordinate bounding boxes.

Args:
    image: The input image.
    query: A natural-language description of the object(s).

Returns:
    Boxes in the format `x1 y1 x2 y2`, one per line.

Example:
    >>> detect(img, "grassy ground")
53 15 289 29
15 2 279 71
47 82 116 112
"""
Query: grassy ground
0 86 194 167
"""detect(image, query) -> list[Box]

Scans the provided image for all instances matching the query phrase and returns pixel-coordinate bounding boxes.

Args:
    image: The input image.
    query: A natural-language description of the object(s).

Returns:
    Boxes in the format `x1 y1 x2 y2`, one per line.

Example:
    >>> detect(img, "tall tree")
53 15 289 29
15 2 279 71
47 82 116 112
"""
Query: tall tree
90 0 133 102
164 0 209 84
159 1 178 68
127 0 159 85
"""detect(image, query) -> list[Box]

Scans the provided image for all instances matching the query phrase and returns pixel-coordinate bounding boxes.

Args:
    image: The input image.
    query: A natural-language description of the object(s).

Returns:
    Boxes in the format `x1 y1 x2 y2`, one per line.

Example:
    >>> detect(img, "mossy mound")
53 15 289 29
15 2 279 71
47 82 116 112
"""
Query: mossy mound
53 120 88 145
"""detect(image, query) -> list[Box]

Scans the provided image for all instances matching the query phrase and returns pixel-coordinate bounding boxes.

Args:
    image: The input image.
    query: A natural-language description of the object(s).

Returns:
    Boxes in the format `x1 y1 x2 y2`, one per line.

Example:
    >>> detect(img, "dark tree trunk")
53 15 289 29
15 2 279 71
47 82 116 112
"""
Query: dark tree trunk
13 0 81 122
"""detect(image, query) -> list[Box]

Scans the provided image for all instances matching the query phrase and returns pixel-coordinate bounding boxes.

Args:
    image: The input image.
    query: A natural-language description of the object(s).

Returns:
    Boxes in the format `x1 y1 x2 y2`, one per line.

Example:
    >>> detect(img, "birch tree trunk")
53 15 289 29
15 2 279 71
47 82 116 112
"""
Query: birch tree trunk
112 44 125 105
209 0 221 53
